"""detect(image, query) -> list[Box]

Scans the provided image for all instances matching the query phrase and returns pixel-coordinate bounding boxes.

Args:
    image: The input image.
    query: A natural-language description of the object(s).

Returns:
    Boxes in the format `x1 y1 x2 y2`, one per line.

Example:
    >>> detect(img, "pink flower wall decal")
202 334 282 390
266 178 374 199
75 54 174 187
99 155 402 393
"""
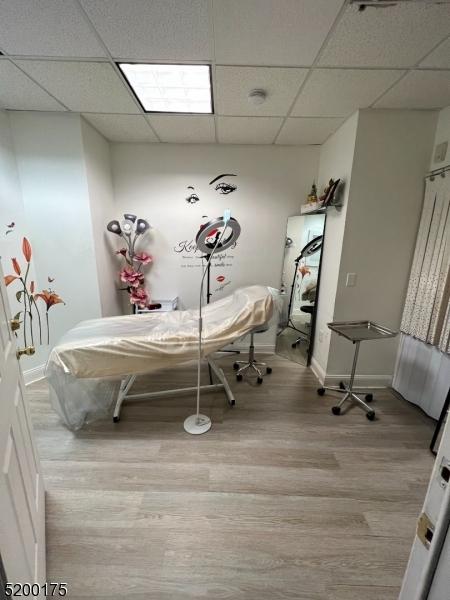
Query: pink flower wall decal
120 266 144 288
133 252 153 265
130 286 149 309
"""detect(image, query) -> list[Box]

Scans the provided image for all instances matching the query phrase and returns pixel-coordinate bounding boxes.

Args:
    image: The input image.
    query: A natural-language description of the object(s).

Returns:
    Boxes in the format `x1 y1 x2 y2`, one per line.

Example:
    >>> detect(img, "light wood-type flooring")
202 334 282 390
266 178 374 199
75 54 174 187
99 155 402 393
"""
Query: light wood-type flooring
27 354 435 600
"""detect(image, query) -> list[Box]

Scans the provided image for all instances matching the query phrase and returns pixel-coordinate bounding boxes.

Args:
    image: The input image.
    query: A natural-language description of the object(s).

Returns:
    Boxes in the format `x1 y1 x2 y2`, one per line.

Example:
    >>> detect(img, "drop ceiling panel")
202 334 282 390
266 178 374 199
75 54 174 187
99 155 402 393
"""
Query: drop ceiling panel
420 37 450 69
215 66 307 117
217 116 282 144
375 70 450 110
147 115 215 143
292 69 404 117
0 0 107 58
16 60 139 113
214 0 344 66
0 60 66 111
79 0 211 61
318 3 450 68
276 117 344 145
82 114 158 142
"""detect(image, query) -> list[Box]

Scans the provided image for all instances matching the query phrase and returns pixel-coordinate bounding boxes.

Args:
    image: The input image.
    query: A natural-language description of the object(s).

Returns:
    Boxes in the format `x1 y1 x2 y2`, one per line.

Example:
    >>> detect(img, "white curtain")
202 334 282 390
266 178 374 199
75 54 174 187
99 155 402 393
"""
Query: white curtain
401 175 450 353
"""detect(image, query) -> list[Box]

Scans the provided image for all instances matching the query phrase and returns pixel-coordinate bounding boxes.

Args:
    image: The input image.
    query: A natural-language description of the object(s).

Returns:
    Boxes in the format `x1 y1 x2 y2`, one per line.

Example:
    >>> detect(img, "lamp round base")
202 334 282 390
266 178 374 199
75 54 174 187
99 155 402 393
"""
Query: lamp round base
183 414 212 435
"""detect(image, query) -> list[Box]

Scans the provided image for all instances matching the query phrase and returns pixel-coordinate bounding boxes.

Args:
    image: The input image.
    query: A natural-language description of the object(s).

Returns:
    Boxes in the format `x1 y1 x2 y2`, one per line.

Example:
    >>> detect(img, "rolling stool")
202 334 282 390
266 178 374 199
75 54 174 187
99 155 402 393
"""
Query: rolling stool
291 304 314 348
233 328 273 384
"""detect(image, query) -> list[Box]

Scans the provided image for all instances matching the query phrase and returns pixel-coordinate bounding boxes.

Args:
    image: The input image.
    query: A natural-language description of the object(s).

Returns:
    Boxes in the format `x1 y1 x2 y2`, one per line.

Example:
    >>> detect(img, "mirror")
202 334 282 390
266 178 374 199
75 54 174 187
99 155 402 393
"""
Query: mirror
276 214 326 366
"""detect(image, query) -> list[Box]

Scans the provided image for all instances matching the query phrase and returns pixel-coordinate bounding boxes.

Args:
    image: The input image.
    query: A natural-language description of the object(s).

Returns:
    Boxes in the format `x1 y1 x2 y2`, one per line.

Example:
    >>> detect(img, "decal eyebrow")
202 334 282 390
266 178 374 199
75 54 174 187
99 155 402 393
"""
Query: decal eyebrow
209 173 237 185
187 185 194 190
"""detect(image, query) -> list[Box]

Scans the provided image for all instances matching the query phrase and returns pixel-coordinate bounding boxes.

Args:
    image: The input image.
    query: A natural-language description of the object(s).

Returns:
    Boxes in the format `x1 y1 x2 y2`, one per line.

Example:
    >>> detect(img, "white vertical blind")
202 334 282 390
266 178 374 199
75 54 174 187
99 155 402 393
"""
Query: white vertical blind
401 175 450 353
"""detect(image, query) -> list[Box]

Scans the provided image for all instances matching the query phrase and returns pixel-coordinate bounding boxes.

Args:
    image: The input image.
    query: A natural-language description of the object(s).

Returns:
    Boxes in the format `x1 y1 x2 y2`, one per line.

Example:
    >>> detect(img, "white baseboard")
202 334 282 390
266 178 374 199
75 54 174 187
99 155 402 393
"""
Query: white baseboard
309 357 392 388
23 364 46 385
310 356 326 384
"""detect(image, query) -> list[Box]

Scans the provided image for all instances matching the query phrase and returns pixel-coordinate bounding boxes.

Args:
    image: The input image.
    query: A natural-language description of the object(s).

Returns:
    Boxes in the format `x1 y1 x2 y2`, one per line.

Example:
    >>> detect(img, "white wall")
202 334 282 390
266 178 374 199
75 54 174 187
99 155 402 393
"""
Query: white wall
431 105 450 168
0 110 48 375
8 112 103 373
312 112 359 377
313 109 437 385
81 118 121 317
111 143 319 347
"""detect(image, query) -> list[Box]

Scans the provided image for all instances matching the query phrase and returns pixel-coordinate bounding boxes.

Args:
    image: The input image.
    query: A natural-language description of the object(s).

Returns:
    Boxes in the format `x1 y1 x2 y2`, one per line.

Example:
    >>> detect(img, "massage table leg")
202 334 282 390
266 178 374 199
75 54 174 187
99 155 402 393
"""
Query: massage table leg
112 359 235 422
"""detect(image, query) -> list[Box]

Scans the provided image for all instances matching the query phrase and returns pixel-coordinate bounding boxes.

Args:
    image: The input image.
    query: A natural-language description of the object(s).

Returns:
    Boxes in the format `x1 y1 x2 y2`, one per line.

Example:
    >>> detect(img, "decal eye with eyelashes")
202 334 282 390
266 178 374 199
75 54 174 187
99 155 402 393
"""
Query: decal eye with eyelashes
186 185 200 204
215 182 237 195
186 193 200 204
209 173 237 195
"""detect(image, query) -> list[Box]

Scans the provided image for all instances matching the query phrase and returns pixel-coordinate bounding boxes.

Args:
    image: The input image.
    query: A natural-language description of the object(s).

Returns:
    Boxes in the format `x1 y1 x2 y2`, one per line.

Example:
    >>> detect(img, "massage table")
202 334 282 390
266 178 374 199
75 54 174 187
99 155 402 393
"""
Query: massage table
46 285 274 430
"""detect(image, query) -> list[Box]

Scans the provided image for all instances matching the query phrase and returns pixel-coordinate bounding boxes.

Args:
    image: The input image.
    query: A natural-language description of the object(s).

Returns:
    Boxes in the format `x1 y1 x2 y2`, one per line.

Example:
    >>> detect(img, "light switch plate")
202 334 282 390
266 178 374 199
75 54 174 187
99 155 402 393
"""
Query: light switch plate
346 273 357 287
434 141 448 164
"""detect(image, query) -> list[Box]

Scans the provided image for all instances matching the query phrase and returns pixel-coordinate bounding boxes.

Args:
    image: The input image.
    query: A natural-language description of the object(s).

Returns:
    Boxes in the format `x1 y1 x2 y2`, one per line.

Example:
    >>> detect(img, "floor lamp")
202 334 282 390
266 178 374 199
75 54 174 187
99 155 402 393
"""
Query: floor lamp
183 211 241 435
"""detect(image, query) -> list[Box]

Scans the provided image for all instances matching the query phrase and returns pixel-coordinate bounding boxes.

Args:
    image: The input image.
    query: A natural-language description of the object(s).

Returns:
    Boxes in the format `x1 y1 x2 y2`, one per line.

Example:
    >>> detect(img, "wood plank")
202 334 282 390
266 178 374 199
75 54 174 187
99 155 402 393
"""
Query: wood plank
26 354 435 599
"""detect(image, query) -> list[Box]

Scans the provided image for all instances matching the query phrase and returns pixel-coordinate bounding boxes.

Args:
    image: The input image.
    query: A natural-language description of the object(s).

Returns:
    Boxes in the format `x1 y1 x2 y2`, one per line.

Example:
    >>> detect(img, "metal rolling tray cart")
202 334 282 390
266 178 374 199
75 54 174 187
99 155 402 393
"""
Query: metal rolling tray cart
317 320 398 421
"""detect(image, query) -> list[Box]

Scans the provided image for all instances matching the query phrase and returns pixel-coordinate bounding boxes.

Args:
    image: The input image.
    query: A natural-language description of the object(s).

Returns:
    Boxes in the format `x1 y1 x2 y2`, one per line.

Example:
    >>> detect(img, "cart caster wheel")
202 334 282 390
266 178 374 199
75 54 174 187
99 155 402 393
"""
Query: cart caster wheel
113 416 120 423
366 411 376 421
317 387 325 396
365 393 373 402
332 406 341 416
339 381 346 390
266 367 273 375
257 377 263 384
236 374 243 382
233 362 239 370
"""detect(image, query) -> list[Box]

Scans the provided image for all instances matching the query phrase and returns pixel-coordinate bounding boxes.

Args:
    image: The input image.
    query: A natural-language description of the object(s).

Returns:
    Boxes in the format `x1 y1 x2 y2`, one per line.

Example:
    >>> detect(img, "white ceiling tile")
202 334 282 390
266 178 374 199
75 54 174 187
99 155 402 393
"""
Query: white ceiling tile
215 66 307 117
82 114 158 142
79 0 211 61
276 117 344 145
15 60 139 113
319 3 450 68
217 117 282 144
420 37 450 69
375 70 450 110
0 0 107 58
292 69 403 117
0 60 65 111
214 0 344 66
147 115 215 143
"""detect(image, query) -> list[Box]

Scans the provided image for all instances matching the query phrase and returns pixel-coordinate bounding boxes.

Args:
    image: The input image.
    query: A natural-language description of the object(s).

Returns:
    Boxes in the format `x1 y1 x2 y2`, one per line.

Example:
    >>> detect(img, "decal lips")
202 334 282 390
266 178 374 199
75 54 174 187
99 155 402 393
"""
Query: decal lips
216 275 225 283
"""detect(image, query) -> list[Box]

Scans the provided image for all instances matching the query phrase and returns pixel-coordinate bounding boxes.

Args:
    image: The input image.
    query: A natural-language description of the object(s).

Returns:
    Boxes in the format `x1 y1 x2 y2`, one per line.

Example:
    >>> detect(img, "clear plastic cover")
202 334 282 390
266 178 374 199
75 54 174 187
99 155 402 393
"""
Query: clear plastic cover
46 285 275 430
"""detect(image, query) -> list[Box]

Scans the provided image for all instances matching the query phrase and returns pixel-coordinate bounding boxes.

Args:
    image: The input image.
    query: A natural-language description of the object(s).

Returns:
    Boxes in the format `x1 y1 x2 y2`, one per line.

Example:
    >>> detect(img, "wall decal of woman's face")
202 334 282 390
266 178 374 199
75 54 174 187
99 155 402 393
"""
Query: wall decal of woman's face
184 173 238 205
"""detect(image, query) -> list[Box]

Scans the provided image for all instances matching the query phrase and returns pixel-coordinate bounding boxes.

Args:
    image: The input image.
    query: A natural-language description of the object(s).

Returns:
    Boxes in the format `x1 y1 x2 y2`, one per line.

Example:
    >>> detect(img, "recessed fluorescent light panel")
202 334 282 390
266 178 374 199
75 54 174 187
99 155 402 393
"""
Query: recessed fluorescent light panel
118 63 213 114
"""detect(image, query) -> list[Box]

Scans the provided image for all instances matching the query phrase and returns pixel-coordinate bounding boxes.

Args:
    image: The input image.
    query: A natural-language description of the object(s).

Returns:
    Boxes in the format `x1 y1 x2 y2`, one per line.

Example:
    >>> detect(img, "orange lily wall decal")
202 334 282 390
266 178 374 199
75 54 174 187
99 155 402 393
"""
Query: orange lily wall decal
4 236 65 347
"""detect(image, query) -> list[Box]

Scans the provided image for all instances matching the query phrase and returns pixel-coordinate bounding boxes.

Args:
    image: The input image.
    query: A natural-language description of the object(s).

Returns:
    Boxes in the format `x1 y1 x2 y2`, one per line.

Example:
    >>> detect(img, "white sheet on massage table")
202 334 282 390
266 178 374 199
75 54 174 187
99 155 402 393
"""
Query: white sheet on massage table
45 285 274 429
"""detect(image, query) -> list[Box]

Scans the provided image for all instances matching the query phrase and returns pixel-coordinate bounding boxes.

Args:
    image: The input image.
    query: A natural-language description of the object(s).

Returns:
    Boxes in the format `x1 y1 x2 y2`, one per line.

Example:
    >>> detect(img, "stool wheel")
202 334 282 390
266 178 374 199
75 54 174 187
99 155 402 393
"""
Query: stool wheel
366 411 376 421
113 416 120 423
365 393 373 402
291 342 297 348
339 381 346 390
266 367 273 375
236 374 243 382
231 399 236 406
317 387 325 396
332 406 341 416
257 377 263 385
233 362 239 370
